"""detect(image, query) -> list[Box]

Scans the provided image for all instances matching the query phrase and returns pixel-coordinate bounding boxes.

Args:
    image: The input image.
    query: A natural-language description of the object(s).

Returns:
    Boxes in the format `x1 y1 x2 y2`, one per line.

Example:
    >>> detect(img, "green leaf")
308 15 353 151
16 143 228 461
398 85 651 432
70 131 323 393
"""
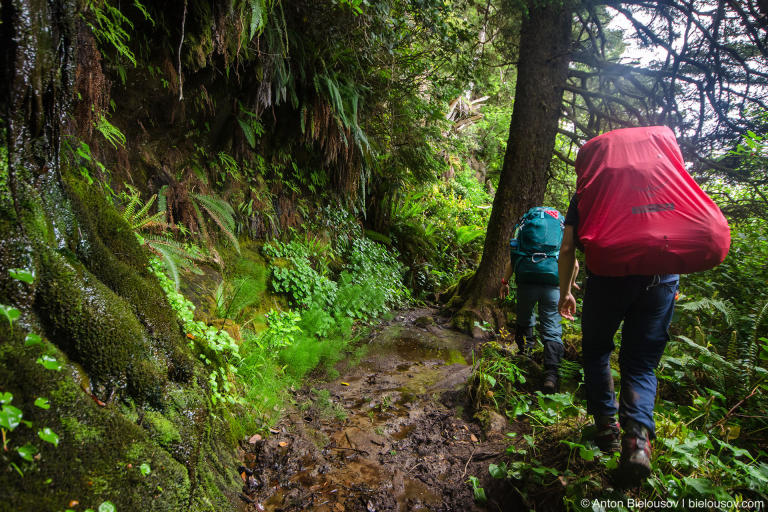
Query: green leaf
17 443 38 462
488 463 506 479
139 462 151 476
38 427 60 447
98 501 116 512
34 397 50 410
237 118 256 148
24 333 43 346
0 405 23 430
1 305 20 326
9 268 35 283
36 355 63 371
579 445 597 461
0 391 12 405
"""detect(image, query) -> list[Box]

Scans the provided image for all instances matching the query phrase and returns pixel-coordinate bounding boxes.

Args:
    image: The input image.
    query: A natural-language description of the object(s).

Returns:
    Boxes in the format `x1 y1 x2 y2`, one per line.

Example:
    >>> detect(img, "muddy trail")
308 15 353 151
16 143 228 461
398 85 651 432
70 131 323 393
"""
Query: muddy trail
237 308 521 511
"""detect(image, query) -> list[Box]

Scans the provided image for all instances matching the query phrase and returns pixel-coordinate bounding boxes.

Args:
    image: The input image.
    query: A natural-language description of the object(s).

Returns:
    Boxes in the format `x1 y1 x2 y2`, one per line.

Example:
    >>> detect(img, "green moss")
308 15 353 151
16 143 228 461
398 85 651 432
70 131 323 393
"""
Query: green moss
144 410 182 447
60 415 105 443
35 249 159 393
63 176 194 384
0 326 194 511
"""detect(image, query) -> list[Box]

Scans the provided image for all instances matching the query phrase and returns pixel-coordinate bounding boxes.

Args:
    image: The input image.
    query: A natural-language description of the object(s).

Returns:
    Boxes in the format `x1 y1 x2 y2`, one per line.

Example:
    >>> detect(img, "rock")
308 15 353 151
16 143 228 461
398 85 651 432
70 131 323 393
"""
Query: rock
475 409 509 436
414 316 435 327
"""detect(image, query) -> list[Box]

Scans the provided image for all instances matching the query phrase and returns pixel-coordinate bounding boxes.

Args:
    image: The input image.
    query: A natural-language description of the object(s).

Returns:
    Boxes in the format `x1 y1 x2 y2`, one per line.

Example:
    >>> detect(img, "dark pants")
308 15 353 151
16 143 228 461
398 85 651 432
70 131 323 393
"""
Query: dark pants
516 282 564 377
581 273 678 437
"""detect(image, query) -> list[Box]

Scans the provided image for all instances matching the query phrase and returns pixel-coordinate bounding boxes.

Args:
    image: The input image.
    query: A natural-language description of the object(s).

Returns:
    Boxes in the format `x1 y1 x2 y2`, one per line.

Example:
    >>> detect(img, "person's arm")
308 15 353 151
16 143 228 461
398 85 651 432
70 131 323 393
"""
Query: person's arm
558 226 577 319
572 258 581 290
500 260 514 299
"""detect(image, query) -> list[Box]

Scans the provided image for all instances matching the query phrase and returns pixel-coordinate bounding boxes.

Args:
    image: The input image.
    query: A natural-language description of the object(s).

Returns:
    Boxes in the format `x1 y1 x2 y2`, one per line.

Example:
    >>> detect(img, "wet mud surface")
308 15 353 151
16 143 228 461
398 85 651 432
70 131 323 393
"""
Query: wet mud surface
238 309 516 511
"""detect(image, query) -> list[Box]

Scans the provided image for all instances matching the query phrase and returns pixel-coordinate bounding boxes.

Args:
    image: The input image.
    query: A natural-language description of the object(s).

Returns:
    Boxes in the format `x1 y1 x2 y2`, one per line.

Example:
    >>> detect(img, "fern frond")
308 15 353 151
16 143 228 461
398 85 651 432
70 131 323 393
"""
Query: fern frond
121 185 141 222
455 225 484 246
143 234 205 289
191 193 240 254
154 244 180 290
747 298 768 384
678 297 736 326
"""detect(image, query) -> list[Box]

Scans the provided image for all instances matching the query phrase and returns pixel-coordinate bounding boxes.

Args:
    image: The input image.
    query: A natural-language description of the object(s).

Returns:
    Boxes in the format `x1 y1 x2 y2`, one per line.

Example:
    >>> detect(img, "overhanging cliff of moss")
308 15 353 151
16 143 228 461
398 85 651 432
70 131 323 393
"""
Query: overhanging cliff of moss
0 1 243 509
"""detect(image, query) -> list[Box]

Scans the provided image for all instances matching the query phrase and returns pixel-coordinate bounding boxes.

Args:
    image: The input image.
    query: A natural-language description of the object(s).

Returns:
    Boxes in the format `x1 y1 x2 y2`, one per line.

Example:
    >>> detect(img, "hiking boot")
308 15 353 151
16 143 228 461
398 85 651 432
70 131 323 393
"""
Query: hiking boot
542 374 558 394
594 416 620 453
542 342 563 394
619 420 652 485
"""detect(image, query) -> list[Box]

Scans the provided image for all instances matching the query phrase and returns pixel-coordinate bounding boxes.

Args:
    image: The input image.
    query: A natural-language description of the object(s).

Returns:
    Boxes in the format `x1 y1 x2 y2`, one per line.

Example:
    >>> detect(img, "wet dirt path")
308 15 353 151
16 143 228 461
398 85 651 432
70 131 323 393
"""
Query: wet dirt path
237 308 513 512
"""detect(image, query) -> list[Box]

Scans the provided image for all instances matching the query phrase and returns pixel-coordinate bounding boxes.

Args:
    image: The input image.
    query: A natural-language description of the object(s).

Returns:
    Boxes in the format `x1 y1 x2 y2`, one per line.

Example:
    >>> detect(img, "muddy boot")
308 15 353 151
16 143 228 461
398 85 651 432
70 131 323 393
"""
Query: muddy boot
515 325 535 356
542 341 564 393
594 415 621 453
619 419 652 485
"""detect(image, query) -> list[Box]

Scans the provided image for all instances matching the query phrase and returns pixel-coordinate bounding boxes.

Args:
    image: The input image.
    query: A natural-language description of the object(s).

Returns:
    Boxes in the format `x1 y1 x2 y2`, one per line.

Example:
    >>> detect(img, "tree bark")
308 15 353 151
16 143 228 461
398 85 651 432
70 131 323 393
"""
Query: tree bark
450 0 573 331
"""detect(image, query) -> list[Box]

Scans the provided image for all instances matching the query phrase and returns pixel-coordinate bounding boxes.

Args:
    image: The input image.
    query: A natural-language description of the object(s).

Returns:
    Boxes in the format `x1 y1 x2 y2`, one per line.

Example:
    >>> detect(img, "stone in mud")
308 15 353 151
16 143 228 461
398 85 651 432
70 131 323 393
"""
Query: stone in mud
475 409 509 437
414 315 435 327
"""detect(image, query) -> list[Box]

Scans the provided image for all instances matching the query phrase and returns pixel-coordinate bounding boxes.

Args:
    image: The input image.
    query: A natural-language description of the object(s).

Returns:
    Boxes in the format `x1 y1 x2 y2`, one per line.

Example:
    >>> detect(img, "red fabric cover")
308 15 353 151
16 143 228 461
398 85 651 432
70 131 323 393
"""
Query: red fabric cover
575 126 730 276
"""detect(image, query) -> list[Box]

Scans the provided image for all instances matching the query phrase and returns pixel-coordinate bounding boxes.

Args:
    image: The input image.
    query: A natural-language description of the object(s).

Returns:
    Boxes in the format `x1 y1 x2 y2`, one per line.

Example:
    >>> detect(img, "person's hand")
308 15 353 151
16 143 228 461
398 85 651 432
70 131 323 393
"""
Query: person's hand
572 280 581 291
558 293 577 320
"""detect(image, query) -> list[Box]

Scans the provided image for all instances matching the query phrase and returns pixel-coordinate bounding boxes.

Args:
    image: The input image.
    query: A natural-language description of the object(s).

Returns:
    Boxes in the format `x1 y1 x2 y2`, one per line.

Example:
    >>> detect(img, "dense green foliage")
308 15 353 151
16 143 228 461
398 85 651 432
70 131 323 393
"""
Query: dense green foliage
3 0 768 509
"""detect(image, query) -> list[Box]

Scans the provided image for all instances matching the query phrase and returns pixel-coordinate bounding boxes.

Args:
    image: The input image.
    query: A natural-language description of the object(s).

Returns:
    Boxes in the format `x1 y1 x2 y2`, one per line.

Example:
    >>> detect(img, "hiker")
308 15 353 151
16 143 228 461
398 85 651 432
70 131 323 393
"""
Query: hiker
500 207 572 394
557 126 730 484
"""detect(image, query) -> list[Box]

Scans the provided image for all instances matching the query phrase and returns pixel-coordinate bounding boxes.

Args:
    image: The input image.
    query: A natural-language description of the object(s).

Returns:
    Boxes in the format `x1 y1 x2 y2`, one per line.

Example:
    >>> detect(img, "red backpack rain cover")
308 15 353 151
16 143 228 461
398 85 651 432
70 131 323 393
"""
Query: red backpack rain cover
575 126 730 276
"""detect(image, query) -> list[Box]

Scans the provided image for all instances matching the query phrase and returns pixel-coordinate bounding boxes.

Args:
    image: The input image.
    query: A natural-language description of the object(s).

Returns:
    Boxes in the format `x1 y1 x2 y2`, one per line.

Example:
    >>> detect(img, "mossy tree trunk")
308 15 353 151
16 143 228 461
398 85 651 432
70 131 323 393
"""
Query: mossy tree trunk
450 0 574 333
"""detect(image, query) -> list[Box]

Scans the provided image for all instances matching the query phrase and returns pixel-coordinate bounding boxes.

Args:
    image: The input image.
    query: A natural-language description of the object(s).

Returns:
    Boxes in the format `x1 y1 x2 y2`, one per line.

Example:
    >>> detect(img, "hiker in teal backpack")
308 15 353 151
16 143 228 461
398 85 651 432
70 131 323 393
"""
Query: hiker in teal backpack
500 206 574 394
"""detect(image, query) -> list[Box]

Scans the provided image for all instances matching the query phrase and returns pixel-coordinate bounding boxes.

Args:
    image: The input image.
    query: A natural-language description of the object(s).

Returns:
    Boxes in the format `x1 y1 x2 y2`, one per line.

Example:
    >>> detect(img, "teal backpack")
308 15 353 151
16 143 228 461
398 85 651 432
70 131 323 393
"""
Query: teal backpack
511 207 564 286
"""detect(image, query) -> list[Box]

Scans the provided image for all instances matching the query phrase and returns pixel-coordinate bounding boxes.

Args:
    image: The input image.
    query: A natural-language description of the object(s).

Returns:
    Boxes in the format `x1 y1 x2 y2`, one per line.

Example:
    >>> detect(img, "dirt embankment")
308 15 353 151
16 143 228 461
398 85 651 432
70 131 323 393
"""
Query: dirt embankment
237 309 522 511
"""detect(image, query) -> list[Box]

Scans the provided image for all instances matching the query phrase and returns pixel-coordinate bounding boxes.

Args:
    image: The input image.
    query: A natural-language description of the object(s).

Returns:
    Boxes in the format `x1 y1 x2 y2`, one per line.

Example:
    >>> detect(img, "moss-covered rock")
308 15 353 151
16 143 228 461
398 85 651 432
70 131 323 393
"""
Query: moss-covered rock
63 176 193 383
0 326 192 511
35 248 163 398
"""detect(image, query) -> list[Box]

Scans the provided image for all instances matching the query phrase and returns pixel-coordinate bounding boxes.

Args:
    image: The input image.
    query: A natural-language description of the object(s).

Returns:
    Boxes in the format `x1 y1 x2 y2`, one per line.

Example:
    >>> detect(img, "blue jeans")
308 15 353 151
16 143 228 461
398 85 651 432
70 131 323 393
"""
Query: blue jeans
516 282 563 374
581 273 678 437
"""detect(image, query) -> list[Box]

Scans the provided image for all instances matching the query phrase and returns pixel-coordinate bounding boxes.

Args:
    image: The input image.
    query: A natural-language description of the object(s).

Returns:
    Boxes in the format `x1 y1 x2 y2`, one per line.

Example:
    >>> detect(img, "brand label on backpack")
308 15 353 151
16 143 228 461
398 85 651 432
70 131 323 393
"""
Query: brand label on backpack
631 203 675 215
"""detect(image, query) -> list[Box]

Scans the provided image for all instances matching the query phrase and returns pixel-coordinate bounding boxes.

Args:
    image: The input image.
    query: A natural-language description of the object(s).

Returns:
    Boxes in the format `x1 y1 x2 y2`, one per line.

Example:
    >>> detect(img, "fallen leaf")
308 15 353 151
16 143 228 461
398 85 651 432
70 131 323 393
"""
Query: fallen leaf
463 425 469 431
248 434 263 444
186 333 195 339
240 471 247 482
334 503 345 511
470 434 478 443
269 428 280 434
278 441 288 447
69 501 79 507
340 382 350 386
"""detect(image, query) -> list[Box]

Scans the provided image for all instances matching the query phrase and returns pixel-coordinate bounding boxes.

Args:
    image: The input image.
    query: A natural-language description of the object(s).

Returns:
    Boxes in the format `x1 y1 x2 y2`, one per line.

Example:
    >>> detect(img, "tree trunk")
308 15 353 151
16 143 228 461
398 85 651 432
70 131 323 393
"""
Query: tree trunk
450 0 573 333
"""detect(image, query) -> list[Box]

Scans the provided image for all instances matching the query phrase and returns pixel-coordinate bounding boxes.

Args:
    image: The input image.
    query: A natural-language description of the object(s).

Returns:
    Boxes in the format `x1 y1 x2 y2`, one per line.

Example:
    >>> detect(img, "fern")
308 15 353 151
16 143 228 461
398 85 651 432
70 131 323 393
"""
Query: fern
191 193 241 254
746 298 768 384
119 185 167 231
678 297 736 327
142 234 204 289
455 225 484 246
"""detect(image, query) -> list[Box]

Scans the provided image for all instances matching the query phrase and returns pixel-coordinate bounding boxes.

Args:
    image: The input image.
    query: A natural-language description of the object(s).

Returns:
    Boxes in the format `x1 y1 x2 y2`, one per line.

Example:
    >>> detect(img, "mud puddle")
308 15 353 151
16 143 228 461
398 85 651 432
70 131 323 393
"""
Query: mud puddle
237 309 515 511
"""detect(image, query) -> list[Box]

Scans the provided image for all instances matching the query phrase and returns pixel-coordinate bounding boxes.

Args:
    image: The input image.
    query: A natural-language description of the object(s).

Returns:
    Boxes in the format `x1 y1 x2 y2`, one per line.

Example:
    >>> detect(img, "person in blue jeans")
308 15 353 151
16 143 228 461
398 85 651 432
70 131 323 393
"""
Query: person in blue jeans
500 212 578 394
558 196 679 484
